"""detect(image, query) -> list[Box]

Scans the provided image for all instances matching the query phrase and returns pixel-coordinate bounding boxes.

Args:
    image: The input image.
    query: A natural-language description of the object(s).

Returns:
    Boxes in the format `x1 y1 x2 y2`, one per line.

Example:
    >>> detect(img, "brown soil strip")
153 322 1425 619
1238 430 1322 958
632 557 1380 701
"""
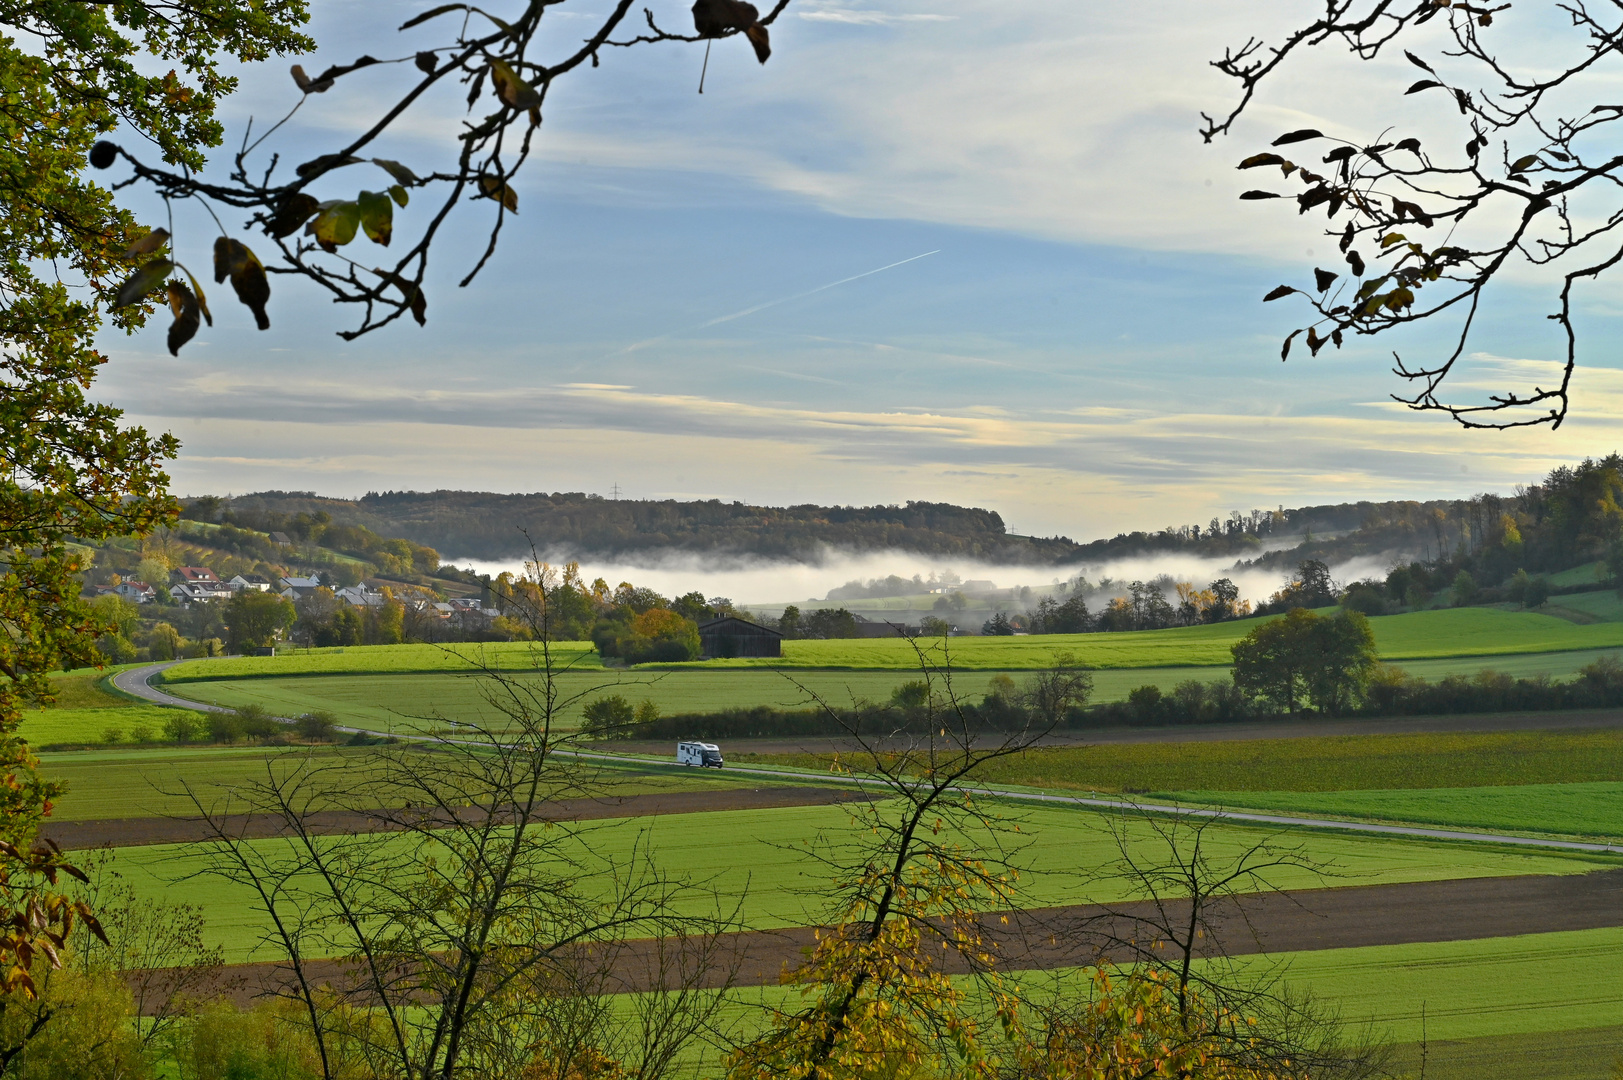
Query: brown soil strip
49 785 863 849
175 868 1622 1009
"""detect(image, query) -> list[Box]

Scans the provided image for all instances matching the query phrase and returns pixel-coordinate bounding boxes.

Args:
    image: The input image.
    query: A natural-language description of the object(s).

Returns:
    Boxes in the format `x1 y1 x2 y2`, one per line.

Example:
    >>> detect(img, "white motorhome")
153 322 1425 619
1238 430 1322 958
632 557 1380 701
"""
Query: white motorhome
676 741 724 768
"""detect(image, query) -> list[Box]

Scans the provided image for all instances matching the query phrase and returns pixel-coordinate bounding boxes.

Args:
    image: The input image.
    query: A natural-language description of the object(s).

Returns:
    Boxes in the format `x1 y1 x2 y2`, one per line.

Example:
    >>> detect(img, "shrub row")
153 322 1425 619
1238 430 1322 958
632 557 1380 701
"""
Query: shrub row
586 656 1623 742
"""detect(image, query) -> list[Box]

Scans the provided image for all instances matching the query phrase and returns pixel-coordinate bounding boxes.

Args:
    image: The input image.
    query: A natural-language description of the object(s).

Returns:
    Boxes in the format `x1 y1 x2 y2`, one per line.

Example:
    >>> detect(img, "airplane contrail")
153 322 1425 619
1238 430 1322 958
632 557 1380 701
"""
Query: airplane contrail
621 249 942 353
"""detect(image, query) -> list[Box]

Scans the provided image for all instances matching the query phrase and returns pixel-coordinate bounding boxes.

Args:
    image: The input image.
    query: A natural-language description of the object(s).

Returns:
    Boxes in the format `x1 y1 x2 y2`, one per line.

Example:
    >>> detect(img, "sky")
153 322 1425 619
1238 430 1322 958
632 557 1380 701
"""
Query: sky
92 0 1623 542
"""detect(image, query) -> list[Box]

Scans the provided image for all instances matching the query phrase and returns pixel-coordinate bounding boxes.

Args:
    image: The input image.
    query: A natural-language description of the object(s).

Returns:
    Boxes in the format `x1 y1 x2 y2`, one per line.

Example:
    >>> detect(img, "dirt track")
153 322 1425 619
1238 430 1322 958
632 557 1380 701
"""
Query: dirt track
180 868 1623 1006
46 786 865 849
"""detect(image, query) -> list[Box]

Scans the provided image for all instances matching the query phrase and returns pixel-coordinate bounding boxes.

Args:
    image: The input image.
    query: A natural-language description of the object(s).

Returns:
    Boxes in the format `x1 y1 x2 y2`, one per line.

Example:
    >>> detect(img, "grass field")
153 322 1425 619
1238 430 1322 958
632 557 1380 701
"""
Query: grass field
162 667 1257 731
741 729 1623 794
159 641 603 683
158 644 1623 733
149 607 1623 681
21 704 198 748
1170 781 1623 839
1543 589 1623 624
1548 561 1606 587
99 799 1614 963
35 746 748 822
1219 926 1623 1044
1389 1024 1623 1080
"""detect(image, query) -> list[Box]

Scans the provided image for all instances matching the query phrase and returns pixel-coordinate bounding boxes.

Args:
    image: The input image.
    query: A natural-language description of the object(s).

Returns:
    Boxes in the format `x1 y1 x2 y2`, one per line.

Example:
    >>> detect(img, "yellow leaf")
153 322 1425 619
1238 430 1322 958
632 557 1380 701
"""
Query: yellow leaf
489 58 543 109
180 266 212 326
478 176 518 213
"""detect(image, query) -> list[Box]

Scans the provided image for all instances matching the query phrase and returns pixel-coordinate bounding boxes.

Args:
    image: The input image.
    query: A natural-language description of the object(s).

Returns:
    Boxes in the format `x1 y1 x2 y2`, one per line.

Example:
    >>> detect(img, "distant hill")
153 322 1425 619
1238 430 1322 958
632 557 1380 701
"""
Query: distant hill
195 491 1084 563
188 455 1623 575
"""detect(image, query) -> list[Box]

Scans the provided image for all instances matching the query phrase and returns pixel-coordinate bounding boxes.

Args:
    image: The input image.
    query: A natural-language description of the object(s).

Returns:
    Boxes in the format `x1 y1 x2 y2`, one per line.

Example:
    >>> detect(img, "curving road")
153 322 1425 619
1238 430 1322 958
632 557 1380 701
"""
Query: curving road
114 662 1623 856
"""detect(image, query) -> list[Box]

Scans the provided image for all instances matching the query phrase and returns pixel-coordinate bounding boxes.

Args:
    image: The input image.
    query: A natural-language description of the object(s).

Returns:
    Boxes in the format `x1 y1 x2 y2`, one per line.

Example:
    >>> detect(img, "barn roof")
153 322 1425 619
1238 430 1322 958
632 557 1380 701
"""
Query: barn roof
697 615 783 638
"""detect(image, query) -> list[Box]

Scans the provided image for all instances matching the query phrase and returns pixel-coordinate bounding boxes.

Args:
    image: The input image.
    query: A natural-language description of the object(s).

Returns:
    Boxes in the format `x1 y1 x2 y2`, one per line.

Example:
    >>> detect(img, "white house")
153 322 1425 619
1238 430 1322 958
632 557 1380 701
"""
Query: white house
112 580 156 604
170 581 232 604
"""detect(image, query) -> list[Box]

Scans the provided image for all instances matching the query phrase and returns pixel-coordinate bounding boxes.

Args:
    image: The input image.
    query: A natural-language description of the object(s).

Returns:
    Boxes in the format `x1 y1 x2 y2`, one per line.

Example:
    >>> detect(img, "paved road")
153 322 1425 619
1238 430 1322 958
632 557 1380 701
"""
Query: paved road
116 662 1623 856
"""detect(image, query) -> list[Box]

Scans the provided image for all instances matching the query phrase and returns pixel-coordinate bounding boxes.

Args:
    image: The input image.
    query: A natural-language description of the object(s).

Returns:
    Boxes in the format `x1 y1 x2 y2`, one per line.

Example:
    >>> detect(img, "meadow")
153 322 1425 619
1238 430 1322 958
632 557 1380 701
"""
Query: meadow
742 729 1623 795
151 606 1623 683
1168 781 1623 840
163 666 1249 732
99 798 1614 964
22 705 194 748
36 746 752 822
154 645 1623 735
1217 926 1623 1044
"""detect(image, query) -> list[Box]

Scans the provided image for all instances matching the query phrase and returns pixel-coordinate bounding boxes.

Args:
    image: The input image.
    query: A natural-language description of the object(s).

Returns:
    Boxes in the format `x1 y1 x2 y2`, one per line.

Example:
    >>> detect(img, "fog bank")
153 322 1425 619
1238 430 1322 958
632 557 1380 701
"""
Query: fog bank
447 545 1410 612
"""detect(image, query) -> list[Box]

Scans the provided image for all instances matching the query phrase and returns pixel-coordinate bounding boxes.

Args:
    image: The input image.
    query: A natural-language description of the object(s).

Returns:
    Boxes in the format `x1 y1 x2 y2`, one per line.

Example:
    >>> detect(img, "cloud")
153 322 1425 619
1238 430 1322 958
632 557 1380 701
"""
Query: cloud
797 7 957 25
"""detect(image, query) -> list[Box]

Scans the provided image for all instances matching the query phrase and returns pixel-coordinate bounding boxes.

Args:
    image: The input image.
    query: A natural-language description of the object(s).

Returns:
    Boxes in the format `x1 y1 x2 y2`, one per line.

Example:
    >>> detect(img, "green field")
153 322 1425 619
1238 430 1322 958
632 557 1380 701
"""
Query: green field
1544 588 1623 623
99 799 1613 963
1222 926 1623 1044
161 667 1254 731
147 607 1623 681
742 729 1623 795
1388 1025 1623 1080
1171 781 1623 840
35 746 749 822
159 641 603 683
21 704 198 748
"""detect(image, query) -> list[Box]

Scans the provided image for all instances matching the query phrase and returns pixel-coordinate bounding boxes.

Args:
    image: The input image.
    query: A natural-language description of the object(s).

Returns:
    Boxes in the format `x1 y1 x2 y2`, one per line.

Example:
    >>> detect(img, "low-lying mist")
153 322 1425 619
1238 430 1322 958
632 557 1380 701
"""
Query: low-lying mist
447 546 1411 614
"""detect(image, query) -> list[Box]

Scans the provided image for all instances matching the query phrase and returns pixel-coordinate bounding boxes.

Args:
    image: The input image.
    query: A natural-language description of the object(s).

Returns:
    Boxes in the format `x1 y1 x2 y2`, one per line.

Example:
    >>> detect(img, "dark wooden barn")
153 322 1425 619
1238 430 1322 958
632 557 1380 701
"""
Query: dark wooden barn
698 616 783 659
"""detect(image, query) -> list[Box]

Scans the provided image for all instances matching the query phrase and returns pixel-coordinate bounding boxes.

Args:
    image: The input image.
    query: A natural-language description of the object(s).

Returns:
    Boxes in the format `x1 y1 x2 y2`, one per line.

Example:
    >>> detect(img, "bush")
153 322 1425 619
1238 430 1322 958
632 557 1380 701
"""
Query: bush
206 712 244 743
233 702 279 739
0 968 147 1080
296 710 338 742
580 695 635 739
621 634 699 665
163 712 202 743
1127 684 1164 723
890 681 930 709
171 998 335 1080
1524 574 1551 608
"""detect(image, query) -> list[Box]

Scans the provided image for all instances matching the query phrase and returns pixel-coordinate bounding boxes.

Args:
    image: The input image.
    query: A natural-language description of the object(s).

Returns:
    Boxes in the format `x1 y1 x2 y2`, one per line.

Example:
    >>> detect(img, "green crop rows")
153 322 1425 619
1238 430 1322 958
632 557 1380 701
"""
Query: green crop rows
1169 781 1623 840
1168 781 1623 839
914 729 1623 794
99 800 1613 964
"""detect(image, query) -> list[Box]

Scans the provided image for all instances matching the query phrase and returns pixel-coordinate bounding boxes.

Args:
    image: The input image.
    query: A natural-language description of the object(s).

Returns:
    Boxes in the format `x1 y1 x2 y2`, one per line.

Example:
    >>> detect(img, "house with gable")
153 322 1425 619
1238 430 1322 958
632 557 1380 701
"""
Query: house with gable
279 575 324 600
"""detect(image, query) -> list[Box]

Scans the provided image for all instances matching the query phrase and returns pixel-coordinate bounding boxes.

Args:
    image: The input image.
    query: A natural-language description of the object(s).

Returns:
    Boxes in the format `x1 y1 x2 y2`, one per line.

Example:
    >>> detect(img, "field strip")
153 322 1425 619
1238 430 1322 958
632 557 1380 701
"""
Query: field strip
176 868 1623 1001
118 662 1623 856
45 786 865 849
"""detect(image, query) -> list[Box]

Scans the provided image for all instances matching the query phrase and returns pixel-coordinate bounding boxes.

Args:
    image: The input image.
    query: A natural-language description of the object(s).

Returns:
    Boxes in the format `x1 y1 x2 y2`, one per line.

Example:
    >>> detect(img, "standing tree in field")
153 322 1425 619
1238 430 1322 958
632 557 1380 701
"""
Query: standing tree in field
1020 809 1387 1079
727 643 1045 1080
223 590 296 653
1231 608 1377 715
0 0 311 1004
1208 0 1623 428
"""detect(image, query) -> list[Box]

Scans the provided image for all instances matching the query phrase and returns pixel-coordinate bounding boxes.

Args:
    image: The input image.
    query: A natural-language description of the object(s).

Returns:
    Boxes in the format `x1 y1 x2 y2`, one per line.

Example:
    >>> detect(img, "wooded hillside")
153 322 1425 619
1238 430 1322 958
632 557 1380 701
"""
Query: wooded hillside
189 456 1623 571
